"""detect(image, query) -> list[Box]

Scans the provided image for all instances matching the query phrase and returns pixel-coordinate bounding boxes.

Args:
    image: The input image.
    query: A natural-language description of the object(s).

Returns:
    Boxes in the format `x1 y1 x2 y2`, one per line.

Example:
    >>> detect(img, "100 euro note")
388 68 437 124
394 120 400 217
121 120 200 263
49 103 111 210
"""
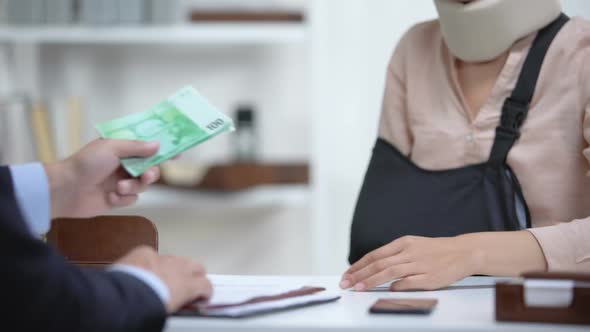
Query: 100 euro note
96 86 234 177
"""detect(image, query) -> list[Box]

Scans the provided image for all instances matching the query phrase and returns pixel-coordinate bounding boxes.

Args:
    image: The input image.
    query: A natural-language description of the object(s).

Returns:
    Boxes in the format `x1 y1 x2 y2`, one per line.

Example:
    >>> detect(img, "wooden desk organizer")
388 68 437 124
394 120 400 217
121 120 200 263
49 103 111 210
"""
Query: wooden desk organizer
495 272 590 325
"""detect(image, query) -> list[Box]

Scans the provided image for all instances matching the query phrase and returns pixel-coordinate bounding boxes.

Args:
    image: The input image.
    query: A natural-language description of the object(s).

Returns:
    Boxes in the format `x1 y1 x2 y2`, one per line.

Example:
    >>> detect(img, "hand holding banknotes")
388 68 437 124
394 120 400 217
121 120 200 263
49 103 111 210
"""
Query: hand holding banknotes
44 138 164 219
48 86 233 218
44 138 213 313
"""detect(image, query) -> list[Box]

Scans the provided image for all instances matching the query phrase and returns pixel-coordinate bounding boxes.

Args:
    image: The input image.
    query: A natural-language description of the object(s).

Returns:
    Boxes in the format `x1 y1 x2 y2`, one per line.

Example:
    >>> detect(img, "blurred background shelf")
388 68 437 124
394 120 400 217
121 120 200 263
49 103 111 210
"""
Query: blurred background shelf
160 162 309 191
188 10 304 23
0 24 307 44
143 162 310 210
122 184 310 210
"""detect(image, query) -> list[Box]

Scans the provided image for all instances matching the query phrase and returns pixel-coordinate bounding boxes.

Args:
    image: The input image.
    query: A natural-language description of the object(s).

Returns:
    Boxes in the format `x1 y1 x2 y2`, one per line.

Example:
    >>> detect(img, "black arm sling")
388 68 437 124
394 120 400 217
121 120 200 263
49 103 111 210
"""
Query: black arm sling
349 14 569 264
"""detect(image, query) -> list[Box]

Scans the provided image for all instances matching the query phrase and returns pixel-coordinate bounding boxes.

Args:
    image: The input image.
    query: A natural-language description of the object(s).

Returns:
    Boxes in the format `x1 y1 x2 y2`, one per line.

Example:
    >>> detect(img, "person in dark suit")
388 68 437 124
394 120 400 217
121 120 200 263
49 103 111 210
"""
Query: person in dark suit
0 139 212 332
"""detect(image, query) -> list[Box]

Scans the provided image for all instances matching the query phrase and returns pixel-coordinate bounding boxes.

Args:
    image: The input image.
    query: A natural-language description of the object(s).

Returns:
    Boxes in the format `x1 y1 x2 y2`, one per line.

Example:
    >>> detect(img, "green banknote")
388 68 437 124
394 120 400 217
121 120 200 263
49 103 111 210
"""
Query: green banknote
96 86 234 177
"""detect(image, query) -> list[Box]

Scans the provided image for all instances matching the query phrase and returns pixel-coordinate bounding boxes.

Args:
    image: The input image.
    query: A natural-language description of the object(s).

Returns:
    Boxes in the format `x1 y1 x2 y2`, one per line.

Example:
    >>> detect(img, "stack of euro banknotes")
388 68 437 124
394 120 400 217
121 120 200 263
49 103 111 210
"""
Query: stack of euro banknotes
96 86 234 177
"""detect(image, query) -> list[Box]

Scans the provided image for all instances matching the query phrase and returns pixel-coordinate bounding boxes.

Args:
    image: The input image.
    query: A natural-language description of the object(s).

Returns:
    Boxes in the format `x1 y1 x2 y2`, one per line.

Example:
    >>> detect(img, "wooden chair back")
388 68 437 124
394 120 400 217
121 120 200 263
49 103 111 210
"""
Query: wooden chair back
47 215 158 268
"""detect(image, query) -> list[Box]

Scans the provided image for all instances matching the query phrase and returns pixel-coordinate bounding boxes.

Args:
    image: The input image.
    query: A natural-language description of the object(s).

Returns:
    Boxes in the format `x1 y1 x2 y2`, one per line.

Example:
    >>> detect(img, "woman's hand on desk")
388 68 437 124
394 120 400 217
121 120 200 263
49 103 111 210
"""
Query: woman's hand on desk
340 236 479 291
339 231 547 291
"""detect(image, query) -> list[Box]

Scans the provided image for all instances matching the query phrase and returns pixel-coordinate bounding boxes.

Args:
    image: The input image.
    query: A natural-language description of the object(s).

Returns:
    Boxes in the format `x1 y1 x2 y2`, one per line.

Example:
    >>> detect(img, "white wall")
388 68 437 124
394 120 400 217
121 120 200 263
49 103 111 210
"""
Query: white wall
112 203 313 275
310 0 437 274
563 0 590 17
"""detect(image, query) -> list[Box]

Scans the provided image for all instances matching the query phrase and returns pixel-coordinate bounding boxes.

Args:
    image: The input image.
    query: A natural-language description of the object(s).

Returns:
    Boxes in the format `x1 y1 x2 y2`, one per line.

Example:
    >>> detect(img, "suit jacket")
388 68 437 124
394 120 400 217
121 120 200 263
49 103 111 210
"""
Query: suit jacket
0 166 166 332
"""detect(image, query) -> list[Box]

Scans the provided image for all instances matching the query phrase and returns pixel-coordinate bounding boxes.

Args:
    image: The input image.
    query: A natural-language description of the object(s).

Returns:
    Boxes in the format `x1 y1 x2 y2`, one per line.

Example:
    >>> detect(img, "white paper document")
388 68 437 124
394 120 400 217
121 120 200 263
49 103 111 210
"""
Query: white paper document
207 274 313 306
198 275 341 318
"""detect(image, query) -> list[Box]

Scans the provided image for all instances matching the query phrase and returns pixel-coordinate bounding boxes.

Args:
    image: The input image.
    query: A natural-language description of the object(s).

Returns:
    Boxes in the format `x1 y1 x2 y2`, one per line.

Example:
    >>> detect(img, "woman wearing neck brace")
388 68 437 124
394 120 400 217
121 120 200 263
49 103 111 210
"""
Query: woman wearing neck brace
341 0 590 291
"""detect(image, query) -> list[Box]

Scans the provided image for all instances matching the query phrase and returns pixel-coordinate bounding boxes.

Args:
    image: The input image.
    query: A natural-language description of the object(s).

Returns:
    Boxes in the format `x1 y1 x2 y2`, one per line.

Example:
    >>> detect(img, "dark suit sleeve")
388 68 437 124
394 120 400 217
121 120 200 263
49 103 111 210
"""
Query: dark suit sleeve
0 166 167 332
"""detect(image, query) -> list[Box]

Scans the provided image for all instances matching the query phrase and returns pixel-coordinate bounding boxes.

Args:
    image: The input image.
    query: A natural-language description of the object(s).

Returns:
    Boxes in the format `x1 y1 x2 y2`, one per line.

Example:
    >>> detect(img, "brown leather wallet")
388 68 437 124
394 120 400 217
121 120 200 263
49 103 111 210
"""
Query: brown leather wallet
495 272 590 325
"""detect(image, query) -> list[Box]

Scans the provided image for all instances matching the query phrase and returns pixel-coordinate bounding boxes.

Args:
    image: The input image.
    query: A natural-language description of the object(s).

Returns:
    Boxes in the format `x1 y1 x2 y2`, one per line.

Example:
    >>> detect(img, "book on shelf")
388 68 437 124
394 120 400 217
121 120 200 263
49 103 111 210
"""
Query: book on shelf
102 0 120 25
0 96 37 164
118 0 146 25
149 0 180 25
2 0 184 26
5 0 46 25
79 0 113 25
45 0 75 25
29 101 58 163
3 0 304 26
1 95 83 163
66 97 84 155
5 0 74 25
51 96 85 159
0 95 63 164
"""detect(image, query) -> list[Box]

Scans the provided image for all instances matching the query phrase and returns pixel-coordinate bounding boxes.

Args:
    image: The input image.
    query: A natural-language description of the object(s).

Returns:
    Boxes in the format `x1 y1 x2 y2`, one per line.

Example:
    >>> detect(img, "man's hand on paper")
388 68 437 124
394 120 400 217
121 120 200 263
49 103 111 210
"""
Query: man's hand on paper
117 246 213 313
339 235 479 291
44 139 163 219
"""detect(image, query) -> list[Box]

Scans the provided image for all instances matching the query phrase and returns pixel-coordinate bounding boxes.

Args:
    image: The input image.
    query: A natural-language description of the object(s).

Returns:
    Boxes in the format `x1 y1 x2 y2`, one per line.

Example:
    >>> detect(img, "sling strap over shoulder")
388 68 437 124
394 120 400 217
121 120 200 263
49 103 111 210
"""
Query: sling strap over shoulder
489 13 569 165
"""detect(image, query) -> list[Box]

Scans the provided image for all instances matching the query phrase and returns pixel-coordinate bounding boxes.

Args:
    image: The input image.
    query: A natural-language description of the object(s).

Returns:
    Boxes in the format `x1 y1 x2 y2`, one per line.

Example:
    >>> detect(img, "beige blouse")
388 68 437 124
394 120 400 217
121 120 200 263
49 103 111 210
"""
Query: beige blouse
378 17 590 272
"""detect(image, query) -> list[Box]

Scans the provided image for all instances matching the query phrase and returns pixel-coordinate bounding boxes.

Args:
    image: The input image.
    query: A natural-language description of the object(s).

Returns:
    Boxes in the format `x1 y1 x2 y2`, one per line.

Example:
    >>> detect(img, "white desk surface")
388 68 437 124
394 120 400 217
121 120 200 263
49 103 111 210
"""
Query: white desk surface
165 276 588 332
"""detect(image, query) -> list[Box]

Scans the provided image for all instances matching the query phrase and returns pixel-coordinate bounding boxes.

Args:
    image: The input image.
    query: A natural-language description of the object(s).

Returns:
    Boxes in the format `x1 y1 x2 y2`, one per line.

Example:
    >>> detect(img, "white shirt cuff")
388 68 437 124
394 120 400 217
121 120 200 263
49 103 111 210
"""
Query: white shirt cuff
9 163 51 237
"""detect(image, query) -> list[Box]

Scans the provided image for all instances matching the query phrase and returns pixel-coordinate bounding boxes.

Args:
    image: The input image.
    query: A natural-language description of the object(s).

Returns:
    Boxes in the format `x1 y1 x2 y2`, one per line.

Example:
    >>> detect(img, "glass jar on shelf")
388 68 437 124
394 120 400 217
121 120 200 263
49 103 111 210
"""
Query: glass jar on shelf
233 105 258 163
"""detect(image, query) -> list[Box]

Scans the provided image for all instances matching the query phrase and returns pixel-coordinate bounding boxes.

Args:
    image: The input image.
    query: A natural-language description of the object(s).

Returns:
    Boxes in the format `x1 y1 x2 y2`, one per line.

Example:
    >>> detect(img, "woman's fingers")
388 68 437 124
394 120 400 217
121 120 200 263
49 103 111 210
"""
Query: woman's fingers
342 254 411 289
390 274 430 291
343 238 408 278
352 263 417 291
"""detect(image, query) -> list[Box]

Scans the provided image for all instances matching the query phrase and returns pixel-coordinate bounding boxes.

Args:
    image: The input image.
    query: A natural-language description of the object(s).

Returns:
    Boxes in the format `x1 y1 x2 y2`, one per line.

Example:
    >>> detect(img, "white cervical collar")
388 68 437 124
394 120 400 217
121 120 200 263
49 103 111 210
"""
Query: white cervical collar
434 0 562 62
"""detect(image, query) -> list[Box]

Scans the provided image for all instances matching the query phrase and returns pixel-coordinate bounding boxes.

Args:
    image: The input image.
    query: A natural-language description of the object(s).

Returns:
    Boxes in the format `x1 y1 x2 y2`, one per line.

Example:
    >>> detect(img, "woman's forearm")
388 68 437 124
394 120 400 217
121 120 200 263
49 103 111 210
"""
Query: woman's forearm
459 230 548 276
